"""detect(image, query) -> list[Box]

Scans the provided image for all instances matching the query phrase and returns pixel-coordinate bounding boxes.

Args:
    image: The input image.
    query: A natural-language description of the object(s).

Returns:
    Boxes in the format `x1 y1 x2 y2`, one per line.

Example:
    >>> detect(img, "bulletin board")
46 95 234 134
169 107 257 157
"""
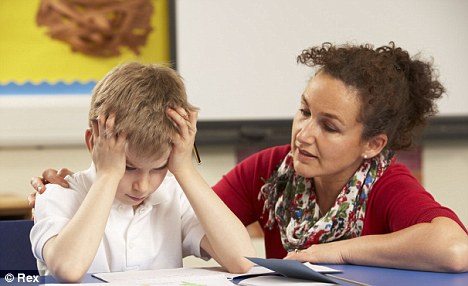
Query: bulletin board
0 0 171 146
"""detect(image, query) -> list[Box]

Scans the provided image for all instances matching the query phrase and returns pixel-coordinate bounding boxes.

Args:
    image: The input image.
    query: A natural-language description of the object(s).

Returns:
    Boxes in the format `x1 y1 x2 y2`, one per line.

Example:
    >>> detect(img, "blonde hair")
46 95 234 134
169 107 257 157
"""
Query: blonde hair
89 62 197 159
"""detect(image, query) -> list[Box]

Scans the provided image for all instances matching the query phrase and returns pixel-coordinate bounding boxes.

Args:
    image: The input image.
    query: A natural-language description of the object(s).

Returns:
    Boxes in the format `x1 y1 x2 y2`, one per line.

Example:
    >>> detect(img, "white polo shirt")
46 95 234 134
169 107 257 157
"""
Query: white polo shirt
30 165 207 275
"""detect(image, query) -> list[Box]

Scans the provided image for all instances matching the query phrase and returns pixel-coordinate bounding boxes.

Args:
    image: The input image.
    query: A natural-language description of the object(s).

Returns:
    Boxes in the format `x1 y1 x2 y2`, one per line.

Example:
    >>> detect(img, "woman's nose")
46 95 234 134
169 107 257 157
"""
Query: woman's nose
297 119 317 144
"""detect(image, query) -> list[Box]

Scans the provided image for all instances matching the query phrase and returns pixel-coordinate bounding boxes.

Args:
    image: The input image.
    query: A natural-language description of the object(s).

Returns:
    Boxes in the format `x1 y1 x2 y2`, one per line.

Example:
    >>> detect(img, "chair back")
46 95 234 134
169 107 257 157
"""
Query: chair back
0 220 37 270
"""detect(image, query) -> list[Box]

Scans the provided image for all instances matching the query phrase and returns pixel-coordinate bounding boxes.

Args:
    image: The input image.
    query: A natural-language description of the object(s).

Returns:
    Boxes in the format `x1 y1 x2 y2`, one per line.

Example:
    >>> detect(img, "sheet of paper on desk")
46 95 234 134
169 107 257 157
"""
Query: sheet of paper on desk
223 265 274 279
224 262 339 280
93 268 234 285
246 257 339 284
303 262 341 273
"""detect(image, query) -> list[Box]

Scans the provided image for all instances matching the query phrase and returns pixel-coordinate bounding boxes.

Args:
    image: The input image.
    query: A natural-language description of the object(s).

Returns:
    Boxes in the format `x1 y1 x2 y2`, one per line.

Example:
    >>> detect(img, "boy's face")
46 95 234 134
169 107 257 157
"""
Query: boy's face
115 148 171 207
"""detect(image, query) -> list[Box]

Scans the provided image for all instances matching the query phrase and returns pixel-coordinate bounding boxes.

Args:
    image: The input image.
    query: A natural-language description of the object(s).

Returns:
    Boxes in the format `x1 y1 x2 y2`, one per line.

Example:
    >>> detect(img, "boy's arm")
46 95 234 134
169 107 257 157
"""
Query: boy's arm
42 115 126 282
166 107 255 274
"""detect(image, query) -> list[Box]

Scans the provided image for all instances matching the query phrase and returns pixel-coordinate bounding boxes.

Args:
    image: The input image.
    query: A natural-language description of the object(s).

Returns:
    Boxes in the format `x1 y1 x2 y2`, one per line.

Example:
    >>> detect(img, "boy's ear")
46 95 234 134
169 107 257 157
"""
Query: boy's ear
85 128 94 152
363 134 388 159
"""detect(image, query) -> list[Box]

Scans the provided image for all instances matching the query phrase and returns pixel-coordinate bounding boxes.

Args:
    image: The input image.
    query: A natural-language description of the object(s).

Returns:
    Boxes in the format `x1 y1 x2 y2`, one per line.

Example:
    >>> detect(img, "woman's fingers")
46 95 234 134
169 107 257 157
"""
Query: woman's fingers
28 191 37 208
42 168 70 188
30 176 46 193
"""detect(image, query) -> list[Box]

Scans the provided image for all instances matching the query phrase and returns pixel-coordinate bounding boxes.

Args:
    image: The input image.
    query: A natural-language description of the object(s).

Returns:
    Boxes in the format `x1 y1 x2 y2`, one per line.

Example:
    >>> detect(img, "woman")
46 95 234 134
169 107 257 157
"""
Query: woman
31 42 468 272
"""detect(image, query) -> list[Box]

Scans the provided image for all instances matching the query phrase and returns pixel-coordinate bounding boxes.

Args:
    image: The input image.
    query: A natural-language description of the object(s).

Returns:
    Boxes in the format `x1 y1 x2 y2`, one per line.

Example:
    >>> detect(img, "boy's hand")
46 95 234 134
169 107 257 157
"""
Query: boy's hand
166 107 198 175
91 114 127 180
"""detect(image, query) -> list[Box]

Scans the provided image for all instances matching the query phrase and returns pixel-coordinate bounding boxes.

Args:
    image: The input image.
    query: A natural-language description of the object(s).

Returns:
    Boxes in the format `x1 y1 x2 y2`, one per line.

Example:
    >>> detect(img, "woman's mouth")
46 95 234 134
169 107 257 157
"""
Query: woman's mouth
297 148 318 160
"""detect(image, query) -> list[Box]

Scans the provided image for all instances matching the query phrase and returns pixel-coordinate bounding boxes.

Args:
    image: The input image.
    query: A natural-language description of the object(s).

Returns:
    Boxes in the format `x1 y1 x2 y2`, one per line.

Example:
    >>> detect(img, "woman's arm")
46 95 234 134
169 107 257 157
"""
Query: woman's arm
286 217 468 273
166 107 255 274
42 115 126 282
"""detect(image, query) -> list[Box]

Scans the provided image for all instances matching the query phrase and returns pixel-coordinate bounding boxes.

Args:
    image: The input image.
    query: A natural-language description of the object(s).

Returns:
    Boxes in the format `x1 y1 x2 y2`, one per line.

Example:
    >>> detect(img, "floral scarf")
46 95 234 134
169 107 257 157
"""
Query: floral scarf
259 150 394 251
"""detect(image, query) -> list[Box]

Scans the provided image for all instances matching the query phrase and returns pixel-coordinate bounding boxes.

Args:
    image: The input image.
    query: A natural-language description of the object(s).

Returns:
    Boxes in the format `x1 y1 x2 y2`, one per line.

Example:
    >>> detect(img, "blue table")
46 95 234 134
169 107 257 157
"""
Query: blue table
41 264 468 285
324 264 468 286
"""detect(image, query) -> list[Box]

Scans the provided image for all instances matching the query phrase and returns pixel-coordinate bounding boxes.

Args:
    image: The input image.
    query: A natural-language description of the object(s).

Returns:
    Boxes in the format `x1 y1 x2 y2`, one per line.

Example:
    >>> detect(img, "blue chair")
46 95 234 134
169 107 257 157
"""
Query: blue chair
0 220 37 270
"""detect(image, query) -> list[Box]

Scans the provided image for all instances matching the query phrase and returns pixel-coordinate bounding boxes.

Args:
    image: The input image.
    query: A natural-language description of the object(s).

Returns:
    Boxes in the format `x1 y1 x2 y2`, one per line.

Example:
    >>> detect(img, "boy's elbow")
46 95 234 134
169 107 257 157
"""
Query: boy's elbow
224 258 254 274
49 262 87 283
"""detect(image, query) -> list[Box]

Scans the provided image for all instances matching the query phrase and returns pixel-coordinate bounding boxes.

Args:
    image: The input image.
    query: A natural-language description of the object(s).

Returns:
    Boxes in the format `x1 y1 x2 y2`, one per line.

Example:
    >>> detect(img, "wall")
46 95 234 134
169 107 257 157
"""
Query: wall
1 140 467 266
176 0 468 121
1 141 467 223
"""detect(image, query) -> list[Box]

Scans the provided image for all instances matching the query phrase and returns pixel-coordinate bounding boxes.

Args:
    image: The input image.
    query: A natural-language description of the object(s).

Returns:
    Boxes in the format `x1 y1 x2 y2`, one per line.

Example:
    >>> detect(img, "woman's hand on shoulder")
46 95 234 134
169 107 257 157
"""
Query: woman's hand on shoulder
28 168 74 208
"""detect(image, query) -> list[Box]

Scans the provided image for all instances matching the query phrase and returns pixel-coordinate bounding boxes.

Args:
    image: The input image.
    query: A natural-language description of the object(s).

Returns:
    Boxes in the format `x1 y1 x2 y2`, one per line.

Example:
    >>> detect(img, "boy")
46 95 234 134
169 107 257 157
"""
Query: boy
30 62 254 282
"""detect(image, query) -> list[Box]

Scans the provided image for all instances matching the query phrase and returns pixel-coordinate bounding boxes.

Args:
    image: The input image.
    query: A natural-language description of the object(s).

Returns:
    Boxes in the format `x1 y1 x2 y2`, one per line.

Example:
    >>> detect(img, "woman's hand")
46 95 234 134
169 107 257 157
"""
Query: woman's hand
285 217 468 273
165 107 198 175
29 168 73 207
284 242 348 265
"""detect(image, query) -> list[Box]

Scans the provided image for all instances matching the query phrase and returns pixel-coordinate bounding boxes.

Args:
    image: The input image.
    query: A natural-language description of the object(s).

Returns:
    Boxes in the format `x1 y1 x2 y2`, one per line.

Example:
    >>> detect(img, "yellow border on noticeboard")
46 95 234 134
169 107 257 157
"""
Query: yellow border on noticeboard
0 0 170 85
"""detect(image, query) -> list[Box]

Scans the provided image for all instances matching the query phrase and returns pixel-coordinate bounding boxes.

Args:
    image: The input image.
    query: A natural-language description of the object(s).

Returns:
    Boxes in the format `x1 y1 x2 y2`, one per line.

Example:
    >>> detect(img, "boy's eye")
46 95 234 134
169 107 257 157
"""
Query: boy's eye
125 166 136 171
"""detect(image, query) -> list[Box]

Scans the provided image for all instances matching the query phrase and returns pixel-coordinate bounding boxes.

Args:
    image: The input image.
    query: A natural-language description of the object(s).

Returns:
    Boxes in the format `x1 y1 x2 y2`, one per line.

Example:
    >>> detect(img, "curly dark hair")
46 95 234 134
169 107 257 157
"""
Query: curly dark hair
297 42 445 151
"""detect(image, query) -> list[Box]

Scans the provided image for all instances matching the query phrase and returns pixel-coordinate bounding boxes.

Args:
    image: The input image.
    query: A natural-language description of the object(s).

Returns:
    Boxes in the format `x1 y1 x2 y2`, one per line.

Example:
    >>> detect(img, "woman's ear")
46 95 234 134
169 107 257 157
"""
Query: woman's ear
363 134 388 159
85 128 94 152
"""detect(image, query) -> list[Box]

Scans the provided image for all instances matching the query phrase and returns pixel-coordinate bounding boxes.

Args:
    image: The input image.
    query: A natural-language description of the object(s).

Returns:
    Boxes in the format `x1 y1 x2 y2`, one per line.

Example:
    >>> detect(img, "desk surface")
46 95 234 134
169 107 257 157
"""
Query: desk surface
326 264 468 286
42 264 468 285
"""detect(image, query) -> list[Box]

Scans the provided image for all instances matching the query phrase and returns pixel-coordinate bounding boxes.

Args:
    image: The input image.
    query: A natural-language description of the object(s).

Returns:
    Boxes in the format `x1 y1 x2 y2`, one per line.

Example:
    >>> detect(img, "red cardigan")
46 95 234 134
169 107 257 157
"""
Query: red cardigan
213 144 467 258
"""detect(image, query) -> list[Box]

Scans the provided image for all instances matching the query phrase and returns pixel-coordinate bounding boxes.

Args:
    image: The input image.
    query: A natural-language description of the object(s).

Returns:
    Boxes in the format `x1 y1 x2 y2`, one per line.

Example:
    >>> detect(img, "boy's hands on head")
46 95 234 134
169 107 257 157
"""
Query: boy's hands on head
166 107 198 175
91 114 127 180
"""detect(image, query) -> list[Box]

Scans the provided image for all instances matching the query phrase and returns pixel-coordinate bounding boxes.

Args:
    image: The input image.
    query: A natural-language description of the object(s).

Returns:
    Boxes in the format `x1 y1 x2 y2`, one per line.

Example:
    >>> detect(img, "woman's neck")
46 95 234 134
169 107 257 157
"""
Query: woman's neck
313 177 347 214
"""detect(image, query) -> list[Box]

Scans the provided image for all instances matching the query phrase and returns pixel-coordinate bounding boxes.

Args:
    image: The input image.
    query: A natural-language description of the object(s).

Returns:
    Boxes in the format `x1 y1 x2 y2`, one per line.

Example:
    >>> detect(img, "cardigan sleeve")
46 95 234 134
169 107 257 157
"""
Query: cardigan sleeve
363 163 467 235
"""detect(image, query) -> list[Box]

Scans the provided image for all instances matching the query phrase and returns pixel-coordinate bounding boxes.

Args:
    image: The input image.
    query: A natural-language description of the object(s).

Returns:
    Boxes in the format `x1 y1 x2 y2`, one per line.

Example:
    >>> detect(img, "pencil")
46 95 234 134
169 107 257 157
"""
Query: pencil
193 143 202 164
325 274 370 286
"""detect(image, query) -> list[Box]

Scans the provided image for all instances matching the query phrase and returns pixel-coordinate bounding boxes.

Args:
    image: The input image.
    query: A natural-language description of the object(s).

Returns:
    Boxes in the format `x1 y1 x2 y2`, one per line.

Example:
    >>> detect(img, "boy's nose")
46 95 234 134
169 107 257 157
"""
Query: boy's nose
133 175 151 193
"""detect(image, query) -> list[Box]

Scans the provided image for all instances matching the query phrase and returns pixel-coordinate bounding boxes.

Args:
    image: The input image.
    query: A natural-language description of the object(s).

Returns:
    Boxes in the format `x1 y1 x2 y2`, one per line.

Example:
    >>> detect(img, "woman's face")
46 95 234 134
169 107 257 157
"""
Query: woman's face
291 72 369 182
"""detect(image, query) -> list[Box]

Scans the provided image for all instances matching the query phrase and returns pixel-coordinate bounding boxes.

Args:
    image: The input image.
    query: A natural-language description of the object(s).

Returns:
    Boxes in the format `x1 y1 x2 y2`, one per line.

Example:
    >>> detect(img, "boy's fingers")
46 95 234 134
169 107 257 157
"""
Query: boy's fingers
105 114 116 137
91 118 99 140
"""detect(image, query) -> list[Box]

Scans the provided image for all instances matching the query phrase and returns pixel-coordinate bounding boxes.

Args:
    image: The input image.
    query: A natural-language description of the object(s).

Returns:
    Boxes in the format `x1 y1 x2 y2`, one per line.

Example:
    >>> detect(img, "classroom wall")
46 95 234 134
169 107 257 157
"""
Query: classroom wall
1 140 467 266
1 140 467 227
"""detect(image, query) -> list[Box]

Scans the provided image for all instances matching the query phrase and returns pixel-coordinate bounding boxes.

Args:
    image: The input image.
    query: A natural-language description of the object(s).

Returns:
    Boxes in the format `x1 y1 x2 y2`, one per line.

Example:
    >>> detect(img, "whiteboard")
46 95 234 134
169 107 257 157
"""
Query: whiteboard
175 0 468 121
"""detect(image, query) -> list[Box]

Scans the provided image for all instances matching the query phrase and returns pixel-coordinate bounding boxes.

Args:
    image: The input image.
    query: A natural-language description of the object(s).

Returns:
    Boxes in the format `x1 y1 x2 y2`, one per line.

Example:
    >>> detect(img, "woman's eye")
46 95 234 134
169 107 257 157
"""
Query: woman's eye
125 166 136 171
299 109 311 117
323 123 338 133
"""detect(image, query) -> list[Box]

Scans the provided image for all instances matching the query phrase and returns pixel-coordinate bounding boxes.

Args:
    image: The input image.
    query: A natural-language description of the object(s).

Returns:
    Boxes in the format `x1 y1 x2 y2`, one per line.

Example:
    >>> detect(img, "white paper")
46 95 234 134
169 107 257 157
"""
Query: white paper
92 264 340 285
93 268 234 286
303 263 341 273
